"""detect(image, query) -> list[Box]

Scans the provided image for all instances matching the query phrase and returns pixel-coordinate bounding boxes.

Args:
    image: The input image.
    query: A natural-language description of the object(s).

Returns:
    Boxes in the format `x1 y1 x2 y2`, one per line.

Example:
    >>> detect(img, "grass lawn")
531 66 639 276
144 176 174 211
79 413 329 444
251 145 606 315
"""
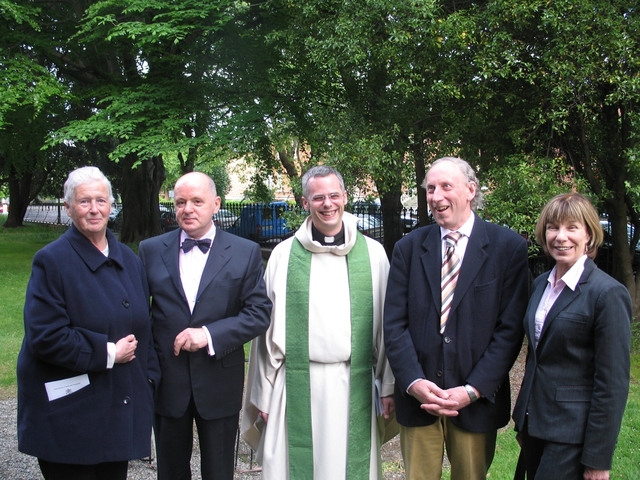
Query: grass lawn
2 216 639 478
0 219 68 394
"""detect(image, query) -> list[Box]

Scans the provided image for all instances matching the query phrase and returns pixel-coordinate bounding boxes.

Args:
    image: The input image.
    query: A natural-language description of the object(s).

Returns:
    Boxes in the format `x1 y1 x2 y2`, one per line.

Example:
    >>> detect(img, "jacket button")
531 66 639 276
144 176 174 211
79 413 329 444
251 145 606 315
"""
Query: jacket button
436 370 443 377
122 300 130 308
444 336 451 344
123 396 131 405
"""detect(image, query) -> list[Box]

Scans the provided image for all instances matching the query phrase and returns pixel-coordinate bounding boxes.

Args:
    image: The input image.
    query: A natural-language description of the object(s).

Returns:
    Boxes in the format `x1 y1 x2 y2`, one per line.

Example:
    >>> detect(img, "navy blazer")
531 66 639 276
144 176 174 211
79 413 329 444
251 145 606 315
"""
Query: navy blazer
384 214 529 432
17 225 160 464
138 228 271 420
513 258 631 470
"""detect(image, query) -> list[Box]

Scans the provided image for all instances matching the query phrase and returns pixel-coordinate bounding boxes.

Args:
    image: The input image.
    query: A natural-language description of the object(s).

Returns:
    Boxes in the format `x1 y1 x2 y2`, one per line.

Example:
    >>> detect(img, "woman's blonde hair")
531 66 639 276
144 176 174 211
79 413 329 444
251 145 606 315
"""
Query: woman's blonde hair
535 193 603 259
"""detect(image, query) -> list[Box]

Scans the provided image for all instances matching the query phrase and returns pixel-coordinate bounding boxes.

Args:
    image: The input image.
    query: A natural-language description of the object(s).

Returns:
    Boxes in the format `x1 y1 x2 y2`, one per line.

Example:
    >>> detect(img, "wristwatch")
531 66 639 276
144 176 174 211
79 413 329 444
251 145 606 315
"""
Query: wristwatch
464 384 478 403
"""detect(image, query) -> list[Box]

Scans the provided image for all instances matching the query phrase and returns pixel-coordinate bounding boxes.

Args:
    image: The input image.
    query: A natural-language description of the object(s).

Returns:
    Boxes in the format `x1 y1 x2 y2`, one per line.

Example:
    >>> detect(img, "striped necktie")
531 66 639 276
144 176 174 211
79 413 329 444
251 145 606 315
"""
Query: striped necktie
441 231 462 334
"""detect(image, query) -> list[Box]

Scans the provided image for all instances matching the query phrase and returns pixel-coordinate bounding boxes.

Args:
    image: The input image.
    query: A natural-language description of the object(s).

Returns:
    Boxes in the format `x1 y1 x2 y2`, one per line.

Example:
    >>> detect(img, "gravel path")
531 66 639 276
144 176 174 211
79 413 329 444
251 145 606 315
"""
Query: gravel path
0 346 525 479
0 397 260 480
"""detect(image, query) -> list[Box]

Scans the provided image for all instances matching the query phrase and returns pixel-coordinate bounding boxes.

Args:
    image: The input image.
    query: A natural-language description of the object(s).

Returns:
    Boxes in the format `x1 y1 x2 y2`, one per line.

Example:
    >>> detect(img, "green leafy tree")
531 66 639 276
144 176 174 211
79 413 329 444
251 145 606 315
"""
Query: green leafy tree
5 0 251 241
468 0 640 314
0 1 72 228
233 0 478 255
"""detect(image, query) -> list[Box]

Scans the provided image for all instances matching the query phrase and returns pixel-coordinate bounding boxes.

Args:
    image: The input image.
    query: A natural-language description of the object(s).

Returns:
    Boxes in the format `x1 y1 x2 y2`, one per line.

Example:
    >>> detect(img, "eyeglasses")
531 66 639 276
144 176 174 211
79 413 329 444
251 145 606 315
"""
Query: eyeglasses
309 192 344 204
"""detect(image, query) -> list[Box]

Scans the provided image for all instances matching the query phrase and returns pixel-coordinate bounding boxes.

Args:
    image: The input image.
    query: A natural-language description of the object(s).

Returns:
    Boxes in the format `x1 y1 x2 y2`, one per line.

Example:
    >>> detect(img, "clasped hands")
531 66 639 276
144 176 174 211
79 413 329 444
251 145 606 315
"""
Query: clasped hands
174 327 208 355
408 379 474 416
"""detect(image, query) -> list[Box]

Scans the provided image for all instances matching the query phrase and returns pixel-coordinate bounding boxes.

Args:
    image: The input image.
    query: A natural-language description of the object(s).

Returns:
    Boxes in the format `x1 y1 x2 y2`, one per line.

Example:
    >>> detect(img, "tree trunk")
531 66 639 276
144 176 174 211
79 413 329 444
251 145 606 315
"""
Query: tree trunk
410 136 429 227
602 197 639 319
3 170 32 228
278 141 303 206
119 155 166 243
380 189 403 259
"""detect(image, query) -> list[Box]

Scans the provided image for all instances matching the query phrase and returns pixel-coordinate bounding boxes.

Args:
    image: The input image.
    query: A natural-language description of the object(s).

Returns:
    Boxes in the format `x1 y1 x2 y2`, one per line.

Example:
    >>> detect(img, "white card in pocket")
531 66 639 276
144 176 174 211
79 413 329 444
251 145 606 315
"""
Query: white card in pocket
45 374 90 401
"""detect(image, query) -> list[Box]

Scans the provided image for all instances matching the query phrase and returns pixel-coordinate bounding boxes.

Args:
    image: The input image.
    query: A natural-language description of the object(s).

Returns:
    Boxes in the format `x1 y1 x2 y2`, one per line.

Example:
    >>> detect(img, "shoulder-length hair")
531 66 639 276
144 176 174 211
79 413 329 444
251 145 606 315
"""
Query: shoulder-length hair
534 193 603 259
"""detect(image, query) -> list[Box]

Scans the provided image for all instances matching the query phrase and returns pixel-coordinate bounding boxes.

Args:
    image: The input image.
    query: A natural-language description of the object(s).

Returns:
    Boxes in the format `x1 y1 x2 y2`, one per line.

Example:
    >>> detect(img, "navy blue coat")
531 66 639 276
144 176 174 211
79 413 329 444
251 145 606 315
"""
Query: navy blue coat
138 228 271 420
513 259 631 470
17 225 160 464
384 214 529 432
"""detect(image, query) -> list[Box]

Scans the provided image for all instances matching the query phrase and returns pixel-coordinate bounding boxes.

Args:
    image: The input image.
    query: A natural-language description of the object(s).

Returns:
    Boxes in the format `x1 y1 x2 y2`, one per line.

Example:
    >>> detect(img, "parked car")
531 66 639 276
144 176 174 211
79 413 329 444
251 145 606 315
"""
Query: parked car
598 219 640 272
107 207 121 230
214 208 238 229
400 212 419 234
107 204 178 233
352 200 382 220
159 205 178 232
352 201 419 236
227 202 292 244
357 215 384 242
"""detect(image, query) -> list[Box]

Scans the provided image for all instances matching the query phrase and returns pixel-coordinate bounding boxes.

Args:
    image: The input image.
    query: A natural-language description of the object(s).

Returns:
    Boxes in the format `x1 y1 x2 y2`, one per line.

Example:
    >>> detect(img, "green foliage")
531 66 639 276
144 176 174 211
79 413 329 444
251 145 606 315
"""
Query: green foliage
482 154 588 236
161 149 231 198
472 1 640 206
4 0 640 302
281 208 306 232
243 175 276 204
632 321 640 357
0 1 69 126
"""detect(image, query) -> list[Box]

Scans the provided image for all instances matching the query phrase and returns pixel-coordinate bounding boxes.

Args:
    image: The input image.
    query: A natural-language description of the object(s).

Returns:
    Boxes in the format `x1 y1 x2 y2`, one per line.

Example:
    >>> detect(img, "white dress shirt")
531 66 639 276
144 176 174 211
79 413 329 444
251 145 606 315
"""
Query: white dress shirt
439 213 475 262
534 254 587 346
180 223 217 355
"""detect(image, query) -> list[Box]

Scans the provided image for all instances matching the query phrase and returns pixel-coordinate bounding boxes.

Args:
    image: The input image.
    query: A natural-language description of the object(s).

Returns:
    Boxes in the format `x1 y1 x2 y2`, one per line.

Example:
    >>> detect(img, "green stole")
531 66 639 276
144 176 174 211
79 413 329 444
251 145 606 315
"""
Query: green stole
285 233 373 479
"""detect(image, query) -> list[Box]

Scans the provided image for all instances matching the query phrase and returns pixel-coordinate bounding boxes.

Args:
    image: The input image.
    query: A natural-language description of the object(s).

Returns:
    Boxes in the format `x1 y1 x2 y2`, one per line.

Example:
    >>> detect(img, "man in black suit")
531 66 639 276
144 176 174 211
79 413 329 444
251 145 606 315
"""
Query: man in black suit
138 172 271 480
384 157 529 480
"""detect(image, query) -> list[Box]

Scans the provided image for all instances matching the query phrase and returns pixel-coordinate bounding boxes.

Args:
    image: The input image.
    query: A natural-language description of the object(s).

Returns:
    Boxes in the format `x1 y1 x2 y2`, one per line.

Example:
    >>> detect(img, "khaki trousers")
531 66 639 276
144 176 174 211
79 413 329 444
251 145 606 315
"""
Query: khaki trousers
400 417 497 480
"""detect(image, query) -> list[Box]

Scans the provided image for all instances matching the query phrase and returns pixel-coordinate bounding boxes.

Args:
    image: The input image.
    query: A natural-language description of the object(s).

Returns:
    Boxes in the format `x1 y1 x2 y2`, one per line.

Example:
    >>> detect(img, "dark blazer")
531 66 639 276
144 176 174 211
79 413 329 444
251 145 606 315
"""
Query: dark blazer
138 228 271 420
513 258 631 470
384 214 529 432
17 225 160 464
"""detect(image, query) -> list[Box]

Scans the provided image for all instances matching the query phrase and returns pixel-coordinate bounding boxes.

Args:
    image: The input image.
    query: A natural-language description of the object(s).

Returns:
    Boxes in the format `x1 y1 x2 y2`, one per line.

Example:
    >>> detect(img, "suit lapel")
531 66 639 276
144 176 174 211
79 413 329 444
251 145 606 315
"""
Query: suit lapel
196 230 232 299
421 227 444 310
451 215 488 313
527 278 547 344
537 259 595 345
161 230 189 305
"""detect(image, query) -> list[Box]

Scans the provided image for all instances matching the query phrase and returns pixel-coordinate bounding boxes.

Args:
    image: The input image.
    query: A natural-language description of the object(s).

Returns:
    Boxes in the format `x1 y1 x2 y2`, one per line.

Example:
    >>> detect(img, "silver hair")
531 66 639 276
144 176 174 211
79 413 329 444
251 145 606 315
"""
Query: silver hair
422 157 484 210
63 166 114 205
301 165 345 198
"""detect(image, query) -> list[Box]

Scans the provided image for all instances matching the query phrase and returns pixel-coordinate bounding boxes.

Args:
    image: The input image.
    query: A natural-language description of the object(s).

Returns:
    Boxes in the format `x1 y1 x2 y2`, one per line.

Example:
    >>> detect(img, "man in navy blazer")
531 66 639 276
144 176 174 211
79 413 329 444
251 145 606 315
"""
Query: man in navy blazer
384 157 529 480
138 172 271 480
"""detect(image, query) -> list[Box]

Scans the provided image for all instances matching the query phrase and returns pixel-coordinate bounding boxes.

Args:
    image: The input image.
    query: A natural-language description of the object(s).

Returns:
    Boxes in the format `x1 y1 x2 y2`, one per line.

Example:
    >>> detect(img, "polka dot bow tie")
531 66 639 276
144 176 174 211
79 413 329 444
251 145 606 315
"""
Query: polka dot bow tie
181 238 211 253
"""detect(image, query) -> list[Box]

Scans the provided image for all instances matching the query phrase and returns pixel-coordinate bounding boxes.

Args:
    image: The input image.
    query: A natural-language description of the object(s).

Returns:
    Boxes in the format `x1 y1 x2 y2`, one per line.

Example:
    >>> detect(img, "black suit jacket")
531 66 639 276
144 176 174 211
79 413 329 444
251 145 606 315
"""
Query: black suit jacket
513 258 631 470
384 214 529 432
139 228 271 420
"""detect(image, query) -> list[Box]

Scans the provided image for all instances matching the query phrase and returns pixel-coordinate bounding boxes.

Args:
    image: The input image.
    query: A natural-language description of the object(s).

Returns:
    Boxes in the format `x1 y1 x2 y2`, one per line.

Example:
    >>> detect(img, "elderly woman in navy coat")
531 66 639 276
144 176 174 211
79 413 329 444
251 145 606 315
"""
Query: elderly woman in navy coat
513 193 631 480
17 166 160 480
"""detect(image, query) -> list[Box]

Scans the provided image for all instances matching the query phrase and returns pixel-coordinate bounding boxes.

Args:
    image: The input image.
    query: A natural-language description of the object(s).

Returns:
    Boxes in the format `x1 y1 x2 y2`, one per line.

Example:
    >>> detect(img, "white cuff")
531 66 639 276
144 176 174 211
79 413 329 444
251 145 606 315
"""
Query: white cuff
203 326 215 356
107 342 116 369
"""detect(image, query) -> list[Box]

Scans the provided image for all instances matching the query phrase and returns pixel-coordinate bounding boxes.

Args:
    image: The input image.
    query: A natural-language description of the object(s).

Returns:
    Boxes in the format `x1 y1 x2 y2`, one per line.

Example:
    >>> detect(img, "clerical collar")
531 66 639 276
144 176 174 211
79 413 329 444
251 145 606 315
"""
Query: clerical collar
311 223 345 246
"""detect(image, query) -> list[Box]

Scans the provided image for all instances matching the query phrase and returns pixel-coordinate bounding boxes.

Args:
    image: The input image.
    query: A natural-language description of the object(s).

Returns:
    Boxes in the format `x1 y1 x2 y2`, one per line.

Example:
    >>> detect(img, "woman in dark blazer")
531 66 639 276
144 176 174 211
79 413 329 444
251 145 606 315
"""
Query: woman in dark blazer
513 193 631 480
17 166 160 480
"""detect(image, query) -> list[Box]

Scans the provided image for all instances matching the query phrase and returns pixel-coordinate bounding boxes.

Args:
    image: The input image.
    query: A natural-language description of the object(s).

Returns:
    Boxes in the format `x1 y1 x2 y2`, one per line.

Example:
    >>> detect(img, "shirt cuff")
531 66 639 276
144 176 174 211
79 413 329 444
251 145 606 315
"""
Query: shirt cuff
203 326 215 356
107 342 116 369
407 378 423 395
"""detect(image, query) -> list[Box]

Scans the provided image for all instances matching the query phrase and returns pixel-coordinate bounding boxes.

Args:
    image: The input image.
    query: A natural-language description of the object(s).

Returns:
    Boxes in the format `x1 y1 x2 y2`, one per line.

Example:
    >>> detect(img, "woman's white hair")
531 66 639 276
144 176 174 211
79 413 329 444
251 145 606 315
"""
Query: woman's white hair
63 166 114 205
